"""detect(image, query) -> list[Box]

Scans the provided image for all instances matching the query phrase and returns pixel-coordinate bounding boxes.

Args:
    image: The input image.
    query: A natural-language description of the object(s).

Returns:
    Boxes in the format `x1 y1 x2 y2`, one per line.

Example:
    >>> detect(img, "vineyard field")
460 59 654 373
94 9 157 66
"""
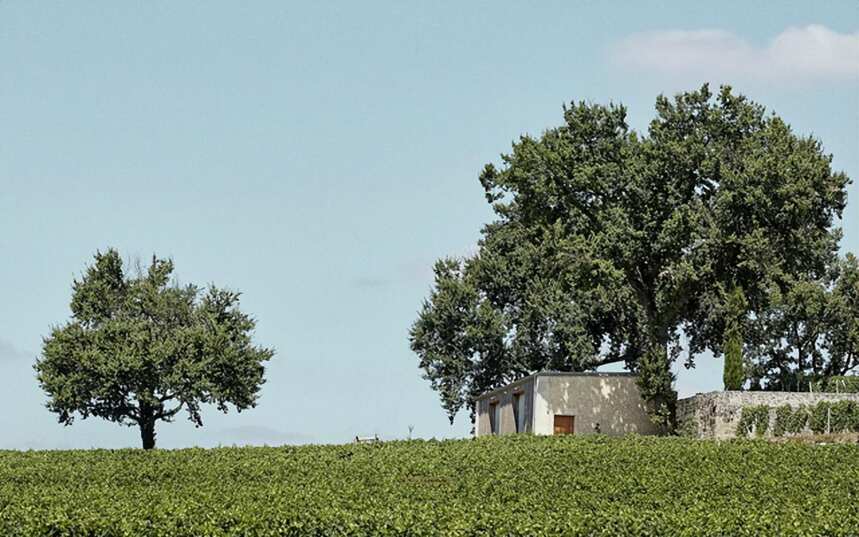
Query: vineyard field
1 435 857 536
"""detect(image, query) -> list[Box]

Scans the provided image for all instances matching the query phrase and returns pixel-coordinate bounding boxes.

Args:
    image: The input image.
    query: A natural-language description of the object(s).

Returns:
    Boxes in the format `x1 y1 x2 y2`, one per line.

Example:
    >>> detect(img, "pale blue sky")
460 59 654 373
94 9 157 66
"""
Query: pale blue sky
1 2 857 449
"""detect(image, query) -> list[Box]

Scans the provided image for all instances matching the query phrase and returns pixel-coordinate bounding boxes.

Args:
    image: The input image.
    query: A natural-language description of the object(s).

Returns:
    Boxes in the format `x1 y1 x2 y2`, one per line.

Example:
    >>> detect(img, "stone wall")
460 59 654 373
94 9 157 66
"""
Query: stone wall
677 391 859 439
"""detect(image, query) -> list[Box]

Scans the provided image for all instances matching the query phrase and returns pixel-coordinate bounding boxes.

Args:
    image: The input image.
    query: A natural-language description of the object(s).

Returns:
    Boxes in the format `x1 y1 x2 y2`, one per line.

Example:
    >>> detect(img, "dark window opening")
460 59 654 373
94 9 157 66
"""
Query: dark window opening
513 393 525 433
489 402 499 435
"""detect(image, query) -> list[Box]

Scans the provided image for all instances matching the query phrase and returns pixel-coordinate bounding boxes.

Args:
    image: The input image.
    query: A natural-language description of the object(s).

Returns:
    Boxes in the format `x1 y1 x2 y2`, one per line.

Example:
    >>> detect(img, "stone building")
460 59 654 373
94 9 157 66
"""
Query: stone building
474 372 659 437
677 391 859 439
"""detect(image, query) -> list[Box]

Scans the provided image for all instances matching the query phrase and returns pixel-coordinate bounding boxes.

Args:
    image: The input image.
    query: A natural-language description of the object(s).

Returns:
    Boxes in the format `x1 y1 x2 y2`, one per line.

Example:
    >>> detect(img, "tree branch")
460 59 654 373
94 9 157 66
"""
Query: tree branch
155 402 184 420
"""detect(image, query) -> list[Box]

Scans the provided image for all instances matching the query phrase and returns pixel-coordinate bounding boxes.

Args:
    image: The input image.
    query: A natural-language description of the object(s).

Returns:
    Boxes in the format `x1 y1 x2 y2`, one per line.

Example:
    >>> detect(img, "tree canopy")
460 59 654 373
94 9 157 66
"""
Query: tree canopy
410 85 851 427
35 250 275 449
745 253 859 391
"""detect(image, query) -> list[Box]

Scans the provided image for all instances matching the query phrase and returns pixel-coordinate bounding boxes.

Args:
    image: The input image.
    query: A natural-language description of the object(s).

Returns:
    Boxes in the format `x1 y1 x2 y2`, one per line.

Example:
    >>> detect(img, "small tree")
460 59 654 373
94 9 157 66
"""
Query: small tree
723 286 746 391
723 325 744 390
35 249 275 449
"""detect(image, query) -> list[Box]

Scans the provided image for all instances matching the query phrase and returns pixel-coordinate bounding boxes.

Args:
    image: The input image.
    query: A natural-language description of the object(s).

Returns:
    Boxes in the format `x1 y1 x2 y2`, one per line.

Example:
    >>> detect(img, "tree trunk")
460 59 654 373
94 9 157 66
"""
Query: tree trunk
140 418 156 450
138 404 157 450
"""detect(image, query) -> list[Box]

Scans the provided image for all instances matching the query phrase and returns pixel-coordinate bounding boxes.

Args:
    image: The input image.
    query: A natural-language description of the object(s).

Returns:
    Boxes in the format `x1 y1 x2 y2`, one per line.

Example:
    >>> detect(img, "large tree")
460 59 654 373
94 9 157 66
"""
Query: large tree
410 85 849 428
36 250 275 449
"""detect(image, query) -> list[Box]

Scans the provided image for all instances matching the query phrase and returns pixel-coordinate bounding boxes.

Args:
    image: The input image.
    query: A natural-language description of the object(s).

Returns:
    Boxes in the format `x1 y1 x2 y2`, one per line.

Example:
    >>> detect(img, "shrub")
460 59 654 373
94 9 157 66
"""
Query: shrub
736 408 753 437
764 402 859 436
787 405 810 434
773 405 793 437
677 416 699 438
737 405 771 437
809 402 832 434
851 403 859 433
829 401 858 433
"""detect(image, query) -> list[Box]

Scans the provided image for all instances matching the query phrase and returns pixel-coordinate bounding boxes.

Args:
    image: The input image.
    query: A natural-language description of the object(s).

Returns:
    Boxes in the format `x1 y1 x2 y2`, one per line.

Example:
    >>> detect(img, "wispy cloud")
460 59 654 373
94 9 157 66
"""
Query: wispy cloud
0 338 29 363
611 25 859 83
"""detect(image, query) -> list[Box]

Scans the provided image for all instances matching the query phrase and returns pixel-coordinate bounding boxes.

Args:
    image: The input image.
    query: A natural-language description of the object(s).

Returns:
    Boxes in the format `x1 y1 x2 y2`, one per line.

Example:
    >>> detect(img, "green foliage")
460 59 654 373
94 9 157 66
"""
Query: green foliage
772 405 793 437
723 286 746 391
35 249 275 449
849 403 859 433
746 255 859 391
411 85 851 425
736 405 771 437
677 416 699 437
739 402 858 437
723 327 744 391
636 347 677 430
809 402 832 434
787 405 810 435
807 401 859 434
1 436 858 536
810 375 859 393
829 401 858 432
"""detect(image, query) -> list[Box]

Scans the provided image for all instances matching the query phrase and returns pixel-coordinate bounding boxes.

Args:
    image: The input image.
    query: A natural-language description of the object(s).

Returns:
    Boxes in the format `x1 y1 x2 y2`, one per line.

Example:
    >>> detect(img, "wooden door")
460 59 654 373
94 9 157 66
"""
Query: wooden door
553 415 574 435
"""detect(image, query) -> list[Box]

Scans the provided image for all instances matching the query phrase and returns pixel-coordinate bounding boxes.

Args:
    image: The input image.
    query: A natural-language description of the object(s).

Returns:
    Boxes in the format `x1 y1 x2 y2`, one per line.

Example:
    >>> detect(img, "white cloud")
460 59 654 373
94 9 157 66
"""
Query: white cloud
611 25 859 83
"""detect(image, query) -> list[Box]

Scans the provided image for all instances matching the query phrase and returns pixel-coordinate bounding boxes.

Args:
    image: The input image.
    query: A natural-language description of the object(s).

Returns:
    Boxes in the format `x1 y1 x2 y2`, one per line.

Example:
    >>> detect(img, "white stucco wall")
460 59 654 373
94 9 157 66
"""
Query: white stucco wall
474 376 536 436
475 372 658 437
532 373 658 436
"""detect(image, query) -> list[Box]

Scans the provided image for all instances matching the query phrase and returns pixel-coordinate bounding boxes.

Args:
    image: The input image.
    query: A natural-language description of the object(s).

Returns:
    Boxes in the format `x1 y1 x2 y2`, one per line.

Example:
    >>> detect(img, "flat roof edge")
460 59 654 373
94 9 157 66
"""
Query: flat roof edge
536 371 638 378
475 374 538 400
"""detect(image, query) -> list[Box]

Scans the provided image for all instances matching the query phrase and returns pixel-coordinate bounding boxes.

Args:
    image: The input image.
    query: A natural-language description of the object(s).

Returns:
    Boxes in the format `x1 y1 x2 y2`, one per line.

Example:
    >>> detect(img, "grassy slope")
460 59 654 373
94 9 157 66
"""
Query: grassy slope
1 435 857 536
